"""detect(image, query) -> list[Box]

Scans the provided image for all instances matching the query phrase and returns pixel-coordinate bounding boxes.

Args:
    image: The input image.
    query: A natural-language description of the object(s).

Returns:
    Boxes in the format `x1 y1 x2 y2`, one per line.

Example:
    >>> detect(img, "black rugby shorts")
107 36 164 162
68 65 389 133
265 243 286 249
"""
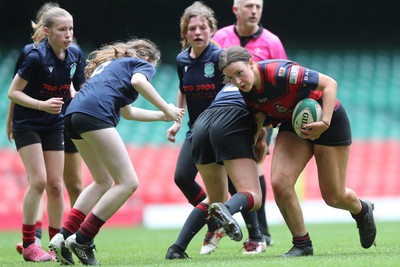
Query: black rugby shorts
279 103 352 146
13 129 64 151
64 113 114 139
191 106 257 164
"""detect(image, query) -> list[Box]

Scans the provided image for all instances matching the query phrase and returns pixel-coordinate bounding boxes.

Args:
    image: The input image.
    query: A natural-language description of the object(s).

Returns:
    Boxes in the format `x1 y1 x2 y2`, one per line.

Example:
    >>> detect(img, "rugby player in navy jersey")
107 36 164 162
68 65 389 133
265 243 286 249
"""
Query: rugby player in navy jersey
7 2 60 254
219 46 377 257
166 83 268 259
8 6 85 262
166 1 226 255
49 38 184 265
9 36 86 259
167 1 267 256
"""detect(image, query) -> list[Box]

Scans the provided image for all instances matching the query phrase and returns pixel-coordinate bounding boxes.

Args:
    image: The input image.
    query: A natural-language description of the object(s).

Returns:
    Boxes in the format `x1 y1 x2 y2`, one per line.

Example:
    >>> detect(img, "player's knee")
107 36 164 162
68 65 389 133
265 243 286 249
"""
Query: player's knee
270 178 286 196
322 194 340 208
65 183 82 199
270 172 294 197
30 178 47 193
126 177 139 194
46 179 63 196
94 178 113 194
174 172 190 188
242 191 261 211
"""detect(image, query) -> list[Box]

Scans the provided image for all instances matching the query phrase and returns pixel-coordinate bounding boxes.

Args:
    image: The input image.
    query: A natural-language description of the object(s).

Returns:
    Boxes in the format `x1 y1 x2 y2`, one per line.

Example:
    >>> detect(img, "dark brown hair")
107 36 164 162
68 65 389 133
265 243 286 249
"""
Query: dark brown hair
218 46 252 72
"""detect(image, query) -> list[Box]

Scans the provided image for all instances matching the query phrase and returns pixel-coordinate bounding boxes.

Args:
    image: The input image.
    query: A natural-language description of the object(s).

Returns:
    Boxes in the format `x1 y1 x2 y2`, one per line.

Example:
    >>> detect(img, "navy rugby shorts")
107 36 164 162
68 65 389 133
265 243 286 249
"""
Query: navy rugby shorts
64 131 78 153
64 113 113 140
191 106 257 164
13 129 64 151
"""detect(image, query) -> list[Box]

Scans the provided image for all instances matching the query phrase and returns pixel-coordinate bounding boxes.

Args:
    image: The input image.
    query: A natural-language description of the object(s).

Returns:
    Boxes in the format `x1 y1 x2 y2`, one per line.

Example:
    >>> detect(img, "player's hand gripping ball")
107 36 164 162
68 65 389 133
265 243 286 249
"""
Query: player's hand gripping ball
292 98 322 138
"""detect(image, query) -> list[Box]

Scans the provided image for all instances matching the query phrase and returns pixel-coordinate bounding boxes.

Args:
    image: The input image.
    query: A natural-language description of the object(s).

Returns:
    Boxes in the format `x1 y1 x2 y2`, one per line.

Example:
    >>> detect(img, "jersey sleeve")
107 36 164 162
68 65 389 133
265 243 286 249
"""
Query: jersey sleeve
275 62 319 92
14 44 33 76
301 68 319 90
133 60 156 82
17 49 40 82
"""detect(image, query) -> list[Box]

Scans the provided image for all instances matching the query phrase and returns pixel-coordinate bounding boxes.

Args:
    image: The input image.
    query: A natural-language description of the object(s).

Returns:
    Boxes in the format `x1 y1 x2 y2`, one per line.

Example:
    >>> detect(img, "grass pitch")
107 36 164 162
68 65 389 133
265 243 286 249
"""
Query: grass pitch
0 221 398 266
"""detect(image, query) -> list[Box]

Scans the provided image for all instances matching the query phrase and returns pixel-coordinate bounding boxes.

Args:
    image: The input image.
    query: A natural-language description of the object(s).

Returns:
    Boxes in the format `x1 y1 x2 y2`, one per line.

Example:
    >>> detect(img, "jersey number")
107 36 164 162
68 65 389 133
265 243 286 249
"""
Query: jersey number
90 60 112 78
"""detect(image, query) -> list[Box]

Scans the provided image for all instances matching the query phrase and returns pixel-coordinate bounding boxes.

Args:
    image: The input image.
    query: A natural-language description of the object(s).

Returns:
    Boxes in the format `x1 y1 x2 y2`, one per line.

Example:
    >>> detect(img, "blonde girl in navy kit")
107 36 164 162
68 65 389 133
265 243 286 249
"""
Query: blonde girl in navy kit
8 6 85 262
49 38 184 265
8 2 86 256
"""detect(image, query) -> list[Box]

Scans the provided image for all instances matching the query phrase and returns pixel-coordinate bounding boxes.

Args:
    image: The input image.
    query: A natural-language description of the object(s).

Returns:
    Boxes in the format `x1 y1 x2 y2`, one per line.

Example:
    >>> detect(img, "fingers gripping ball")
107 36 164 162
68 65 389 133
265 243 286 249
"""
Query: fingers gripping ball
292 98 322 138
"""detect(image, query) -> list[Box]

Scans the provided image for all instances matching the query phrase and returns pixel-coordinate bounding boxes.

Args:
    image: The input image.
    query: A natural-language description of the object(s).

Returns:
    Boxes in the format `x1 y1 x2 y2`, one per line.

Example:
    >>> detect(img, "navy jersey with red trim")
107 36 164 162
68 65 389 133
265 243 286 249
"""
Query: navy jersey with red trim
241 59 333 125
66 57 156 127
13 40 86 131
176 43 224 130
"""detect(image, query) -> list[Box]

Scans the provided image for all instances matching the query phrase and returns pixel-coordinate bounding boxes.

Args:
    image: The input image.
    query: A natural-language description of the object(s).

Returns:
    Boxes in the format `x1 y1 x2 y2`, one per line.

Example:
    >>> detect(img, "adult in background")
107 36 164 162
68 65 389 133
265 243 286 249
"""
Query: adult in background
218 46 377 257
213 0 287 248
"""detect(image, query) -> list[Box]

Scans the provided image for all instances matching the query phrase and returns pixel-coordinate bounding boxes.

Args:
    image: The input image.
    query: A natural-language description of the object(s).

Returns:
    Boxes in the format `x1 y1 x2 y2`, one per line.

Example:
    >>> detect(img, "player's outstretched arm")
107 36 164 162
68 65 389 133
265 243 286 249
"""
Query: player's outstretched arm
121 105 169 122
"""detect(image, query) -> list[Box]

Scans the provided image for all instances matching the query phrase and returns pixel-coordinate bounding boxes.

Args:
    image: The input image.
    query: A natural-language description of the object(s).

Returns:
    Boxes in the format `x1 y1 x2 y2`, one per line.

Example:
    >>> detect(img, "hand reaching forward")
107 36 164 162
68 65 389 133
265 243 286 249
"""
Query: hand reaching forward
164 103 185 123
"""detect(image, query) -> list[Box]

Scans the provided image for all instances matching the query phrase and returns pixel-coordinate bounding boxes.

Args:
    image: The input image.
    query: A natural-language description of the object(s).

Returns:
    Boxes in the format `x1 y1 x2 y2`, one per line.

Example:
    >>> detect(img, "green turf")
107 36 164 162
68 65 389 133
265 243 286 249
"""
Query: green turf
0 221 398 266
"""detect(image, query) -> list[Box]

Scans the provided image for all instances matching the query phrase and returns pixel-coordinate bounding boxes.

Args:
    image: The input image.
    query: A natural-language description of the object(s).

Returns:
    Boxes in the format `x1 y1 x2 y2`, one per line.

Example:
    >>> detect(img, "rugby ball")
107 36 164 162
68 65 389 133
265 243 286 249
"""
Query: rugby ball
292 98 322 138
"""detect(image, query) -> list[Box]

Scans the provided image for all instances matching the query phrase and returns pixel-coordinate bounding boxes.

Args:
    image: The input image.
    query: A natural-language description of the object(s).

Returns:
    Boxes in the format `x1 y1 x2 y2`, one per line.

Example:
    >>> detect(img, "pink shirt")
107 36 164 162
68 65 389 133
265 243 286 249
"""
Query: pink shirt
213 25 287 62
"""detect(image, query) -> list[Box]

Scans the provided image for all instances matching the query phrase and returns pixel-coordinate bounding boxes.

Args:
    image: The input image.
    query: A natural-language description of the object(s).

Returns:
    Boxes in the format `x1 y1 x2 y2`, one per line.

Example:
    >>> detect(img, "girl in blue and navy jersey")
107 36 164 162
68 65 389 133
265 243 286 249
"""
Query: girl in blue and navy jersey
8 6 85 262
48 38 184 265
219 46 377 257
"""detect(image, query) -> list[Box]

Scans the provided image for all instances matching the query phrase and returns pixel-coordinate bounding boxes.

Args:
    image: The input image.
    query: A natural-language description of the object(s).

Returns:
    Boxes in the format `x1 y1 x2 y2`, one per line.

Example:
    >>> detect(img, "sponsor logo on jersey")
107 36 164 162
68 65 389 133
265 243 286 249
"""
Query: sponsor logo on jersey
70 63 77 78
48 66 54 73
258 97 268 103
204 62 215 78
289 66 299 84
302 68 311 87
275 103 287 113
183 83 216 92
304 68 309 81
278 67 285 77
184 66 188 72
42 83 71 96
